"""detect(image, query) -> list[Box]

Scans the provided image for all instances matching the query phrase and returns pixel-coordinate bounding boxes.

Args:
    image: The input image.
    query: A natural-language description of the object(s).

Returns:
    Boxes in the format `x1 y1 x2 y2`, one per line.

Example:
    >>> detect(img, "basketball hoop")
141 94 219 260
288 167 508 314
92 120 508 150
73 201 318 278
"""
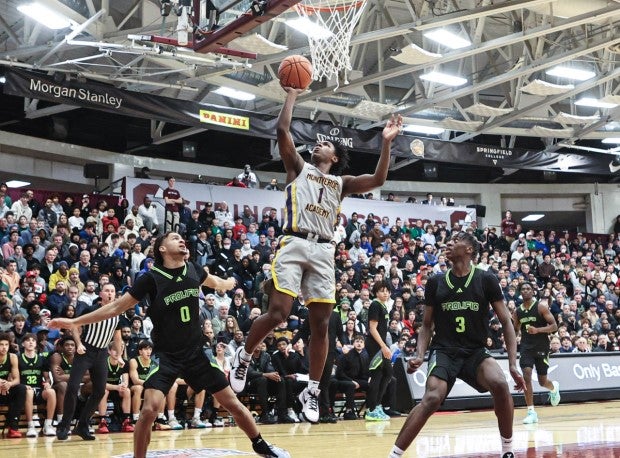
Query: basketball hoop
294 0 368 86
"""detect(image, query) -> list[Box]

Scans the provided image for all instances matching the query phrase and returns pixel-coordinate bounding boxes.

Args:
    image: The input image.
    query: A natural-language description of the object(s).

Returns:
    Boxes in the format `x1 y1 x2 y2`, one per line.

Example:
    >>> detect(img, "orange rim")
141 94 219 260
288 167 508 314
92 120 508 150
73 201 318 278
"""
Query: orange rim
295 0 365 14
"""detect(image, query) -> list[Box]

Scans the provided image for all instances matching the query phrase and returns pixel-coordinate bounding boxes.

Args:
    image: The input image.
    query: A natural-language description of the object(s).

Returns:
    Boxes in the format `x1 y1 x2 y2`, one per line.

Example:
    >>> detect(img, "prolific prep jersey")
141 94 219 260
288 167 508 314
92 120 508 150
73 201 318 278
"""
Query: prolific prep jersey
426 268 504 350
282 162 343 241
0 354 12 380
516 300 550 352
132 356 157 382
18 352 49 388
129 262 206 355
106 357 127 385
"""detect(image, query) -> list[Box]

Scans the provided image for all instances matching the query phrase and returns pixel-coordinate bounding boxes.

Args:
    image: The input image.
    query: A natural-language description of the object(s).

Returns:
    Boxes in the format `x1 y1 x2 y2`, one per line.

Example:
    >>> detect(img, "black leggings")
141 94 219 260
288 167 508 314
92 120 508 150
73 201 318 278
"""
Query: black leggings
58 345 108 430
366 357 393 411
0 384 26 429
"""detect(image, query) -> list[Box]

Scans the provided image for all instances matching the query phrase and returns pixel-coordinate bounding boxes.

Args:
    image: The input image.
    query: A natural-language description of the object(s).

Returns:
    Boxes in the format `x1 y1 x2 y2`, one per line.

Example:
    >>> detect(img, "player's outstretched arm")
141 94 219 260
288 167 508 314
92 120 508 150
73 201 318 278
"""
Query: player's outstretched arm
49 293 138 331
202 266 236 292
277 86 306 181
342 114 402 196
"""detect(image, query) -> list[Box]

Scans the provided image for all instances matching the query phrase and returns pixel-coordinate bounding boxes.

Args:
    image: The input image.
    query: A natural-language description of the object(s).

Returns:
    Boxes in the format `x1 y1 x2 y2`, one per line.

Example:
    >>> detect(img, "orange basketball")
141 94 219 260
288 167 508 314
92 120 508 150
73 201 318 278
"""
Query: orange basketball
278 55 313 90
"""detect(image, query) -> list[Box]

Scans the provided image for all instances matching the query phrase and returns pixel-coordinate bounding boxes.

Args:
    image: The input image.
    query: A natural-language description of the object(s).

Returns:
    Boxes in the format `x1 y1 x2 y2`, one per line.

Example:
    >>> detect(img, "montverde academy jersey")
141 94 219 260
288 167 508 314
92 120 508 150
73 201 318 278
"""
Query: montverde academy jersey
426 268 504 350
282 162 343 241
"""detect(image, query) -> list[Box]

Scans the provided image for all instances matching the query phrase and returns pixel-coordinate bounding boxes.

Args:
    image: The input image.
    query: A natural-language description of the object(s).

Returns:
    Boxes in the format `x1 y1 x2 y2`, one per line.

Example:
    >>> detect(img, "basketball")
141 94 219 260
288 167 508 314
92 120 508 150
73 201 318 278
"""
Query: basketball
278 55 313 90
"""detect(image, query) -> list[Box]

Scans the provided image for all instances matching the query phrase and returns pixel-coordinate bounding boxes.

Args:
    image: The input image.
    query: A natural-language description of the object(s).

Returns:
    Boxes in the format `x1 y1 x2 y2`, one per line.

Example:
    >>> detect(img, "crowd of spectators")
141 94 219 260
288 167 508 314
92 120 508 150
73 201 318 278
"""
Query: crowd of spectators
1 176 620 434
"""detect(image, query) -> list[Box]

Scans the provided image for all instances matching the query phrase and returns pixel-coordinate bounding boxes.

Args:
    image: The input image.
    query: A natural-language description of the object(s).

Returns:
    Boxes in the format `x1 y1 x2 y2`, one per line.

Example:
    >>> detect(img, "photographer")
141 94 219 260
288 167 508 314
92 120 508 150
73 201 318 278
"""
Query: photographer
237 164 258 189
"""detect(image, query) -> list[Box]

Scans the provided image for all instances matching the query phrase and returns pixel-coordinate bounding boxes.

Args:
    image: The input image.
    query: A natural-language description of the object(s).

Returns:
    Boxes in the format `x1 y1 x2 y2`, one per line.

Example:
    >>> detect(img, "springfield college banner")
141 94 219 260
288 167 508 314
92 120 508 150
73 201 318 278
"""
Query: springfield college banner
3 68 614 175
125 178 474 229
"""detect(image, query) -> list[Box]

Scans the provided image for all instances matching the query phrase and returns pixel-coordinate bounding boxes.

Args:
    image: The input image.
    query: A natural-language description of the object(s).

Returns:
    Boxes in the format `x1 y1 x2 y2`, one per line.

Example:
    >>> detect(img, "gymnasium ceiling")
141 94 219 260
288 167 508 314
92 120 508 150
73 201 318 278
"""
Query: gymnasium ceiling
1 0 620 184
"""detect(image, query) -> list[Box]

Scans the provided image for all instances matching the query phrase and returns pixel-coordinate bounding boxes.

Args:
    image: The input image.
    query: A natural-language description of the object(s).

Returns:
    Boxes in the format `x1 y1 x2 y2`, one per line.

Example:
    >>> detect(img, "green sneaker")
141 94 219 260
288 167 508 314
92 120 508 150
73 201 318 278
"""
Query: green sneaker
549 381 561 407
522 411 538 424
376 405 390 420
365 408 387 422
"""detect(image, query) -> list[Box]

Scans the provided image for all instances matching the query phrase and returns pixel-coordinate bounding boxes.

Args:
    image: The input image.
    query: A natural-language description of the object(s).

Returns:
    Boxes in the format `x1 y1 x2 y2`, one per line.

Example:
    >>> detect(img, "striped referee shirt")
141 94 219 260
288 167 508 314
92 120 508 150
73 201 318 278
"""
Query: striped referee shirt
81 312 120 349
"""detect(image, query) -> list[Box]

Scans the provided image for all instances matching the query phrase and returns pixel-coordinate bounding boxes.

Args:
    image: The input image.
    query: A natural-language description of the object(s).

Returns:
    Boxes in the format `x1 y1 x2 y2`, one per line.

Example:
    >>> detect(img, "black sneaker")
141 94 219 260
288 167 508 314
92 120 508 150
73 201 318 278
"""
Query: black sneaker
252 438 291 458
73 423 96 441
56 426 70 441
257 414 277 425
502 452 515 458
383 408 402 417
319 414 337 424
343 410 358 420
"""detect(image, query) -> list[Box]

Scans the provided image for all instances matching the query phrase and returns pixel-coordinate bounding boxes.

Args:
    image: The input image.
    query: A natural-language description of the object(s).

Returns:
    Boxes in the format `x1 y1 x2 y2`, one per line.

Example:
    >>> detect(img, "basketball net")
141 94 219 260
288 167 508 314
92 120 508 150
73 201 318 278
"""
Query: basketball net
294 0 368 87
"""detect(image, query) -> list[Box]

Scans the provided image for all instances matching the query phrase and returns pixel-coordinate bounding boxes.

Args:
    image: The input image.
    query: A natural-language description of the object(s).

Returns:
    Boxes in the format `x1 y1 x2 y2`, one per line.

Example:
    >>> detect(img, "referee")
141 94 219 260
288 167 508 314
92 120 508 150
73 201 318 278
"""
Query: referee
56 283 123 441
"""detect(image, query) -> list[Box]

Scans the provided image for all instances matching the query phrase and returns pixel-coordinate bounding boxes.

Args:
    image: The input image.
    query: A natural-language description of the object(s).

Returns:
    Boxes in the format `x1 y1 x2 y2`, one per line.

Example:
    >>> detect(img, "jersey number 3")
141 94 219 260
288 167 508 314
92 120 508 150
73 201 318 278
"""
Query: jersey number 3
455 316 466 333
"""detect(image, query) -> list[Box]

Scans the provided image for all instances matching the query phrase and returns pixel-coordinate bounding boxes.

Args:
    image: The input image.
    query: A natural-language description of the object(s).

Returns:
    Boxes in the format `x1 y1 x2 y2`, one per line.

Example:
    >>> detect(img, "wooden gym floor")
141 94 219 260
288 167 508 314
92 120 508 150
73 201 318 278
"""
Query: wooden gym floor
3 400 620 457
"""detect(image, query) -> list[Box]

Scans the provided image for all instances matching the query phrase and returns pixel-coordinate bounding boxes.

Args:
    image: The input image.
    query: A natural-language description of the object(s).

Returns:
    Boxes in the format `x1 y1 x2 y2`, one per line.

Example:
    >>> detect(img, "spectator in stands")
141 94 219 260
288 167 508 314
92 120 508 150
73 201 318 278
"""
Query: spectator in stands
245 344 282 425
138 196 159 235
263 178 280 191
237 164 258 189
226 176 247 188
214 201 234 229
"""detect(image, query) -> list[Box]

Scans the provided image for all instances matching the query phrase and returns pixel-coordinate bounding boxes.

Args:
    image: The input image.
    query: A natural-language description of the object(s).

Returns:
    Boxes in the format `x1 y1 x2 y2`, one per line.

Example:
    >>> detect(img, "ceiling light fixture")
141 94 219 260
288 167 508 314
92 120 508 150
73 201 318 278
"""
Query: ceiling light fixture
424 29 471 49
213 87 256 101
546 66 595 81
521 214 545 222
574 97 618 109
0 76 5 84
285 17 333 39
420 71 467 87
402 124 445 135
602 138 620 144
5 180 31 188
17 3 72 30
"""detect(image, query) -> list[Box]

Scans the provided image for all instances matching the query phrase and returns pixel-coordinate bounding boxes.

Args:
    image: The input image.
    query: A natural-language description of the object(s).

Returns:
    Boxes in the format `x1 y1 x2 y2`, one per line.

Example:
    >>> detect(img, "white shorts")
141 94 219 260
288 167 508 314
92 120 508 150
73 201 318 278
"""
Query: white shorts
271 235 336 304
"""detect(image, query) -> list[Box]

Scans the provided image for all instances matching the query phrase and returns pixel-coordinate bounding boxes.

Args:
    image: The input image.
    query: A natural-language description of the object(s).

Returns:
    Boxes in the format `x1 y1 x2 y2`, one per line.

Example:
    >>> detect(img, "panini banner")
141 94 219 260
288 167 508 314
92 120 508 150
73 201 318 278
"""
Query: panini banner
3 68 613 175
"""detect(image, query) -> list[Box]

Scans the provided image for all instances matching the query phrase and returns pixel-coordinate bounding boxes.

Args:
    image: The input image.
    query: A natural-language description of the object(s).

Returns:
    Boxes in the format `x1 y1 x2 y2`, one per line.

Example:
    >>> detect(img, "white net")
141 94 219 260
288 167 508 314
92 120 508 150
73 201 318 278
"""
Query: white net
294 0 368 86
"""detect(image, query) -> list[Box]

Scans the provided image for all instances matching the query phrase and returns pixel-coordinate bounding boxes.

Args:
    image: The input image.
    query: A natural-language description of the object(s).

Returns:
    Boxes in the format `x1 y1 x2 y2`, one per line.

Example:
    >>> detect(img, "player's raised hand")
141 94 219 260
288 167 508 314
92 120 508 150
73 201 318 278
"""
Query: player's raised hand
383 114 403 142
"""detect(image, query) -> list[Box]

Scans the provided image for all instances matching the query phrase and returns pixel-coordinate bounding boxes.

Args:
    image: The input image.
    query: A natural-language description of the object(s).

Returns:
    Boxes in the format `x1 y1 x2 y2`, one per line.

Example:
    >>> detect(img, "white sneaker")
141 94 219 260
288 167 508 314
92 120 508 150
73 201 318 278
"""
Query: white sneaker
230 347 250 393
298 387 320 423
287 408 300 423
168 418 184 430
42 424 57 437
212 417 225 427
26 426 38 437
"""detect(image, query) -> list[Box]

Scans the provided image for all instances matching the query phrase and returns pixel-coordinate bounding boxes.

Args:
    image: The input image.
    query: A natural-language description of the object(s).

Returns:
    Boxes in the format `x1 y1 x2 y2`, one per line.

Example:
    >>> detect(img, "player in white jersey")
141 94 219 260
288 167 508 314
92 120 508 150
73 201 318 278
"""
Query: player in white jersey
230 84 402 423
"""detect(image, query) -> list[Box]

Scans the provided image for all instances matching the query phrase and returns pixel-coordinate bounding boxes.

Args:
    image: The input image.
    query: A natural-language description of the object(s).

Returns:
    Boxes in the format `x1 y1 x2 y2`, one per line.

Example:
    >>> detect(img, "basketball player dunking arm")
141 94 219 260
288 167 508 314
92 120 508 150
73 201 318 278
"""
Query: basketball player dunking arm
389 232 526 458
50 232 289 458
229 85 403 423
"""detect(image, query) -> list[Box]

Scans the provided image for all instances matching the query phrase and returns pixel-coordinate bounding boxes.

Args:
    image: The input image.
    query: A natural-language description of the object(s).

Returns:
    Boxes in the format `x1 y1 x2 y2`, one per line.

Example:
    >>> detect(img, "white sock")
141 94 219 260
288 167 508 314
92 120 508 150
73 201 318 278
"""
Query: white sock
44 419 52 427
56 414 63 422
157 412 166 420
167 410 176 420
389 445 405 458
240 347 252 362
527 406 535 413
133 413 140 421
28 421 36 428
308 380 320 394
501 436 513 454
193 408 202 419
